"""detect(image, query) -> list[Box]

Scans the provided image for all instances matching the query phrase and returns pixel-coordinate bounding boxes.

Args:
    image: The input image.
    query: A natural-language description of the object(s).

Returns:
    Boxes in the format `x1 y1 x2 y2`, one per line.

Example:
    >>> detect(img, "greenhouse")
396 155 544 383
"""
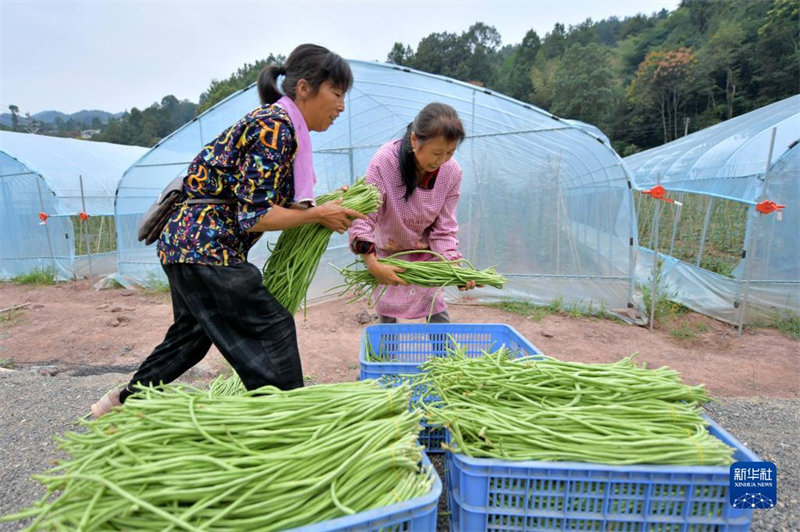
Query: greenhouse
116 60 638 316
625 94 800 327
0 131 147 281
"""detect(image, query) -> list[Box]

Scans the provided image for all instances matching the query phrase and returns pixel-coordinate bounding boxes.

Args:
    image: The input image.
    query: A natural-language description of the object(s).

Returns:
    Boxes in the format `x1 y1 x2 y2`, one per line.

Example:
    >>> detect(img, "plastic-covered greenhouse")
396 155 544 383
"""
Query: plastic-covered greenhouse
0 131 147 281
625 94 799 326
116 60 638 315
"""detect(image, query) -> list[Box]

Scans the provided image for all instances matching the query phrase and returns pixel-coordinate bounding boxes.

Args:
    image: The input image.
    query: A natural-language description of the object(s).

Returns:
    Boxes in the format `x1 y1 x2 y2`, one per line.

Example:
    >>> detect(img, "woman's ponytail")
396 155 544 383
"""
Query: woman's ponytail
257 65 283 105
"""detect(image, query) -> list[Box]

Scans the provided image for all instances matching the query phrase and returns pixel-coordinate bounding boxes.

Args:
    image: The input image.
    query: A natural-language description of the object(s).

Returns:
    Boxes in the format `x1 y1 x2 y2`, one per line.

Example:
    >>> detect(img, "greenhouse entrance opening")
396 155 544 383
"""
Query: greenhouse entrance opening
626 95 800 330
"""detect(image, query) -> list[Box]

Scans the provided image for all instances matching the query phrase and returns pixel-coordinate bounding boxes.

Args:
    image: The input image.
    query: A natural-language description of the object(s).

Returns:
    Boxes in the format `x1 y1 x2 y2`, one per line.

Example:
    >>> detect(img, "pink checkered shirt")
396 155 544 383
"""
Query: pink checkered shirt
348 139 463 319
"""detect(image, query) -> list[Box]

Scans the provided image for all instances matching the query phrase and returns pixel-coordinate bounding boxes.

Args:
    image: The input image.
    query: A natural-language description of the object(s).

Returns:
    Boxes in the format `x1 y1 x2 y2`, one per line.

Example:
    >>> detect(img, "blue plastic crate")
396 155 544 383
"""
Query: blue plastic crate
285 453 441 532
359 323 544 453
445 416 759 532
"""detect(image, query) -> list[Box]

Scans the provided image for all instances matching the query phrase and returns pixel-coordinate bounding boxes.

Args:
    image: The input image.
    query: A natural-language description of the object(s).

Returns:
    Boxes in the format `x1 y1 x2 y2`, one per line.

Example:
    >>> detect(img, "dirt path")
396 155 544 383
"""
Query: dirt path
0 281 797 398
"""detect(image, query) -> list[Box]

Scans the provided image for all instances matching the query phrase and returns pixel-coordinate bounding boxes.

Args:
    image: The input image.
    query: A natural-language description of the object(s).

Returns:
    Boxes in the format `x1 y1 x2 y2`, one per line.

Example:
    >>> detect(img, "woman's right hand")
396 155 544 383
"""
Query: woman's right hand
364 255 408 286
314 199 366 234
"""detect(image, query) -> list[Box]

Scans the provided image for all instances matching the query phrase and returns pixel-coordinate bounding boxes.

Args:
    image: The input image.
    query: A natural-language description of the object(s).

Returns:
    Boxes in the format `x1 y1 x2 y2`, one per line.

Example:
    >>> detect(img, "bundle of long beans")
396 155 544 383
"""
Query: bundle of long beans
1 381 432 531
263 177 382 315
332 249 507 307
417 345 734 465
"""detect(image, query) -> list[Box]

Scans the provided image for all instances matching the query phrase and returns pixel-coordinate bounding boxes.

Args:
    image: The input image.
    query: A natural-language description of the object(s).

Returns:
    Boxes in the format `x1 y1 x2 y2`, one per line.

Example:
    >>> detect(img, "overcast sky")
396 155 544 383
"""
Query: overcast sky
1 0 680 115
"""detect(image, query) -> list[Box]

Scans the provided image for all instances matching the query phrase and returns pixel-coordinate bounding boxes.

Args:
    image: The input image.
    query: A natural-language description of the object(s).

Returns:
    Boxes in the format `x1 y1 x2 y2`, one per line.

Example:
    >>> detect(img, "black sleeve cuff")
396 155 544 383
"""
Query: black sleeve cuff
352 240 376 255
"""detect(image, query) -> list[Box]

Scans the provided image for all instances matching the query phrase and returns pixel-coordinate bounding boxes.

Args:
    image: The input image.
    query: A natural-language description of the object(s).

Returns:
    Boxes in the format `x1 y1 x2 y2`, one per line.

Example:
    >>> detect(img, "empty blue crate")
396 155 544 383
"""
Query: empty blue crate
359 323 544 453
286 453 441 532
445 416 760 532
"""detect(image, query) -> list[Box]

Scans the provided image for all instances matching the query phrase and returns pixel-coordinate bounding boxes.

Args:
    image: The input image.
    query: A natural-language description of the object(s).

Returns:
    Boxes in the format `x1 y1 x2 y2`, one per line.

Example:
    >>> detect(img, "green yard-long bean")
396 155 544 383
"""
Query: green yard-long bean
332 249 507 308
262 176 381 316
414 344 734 465
1 381 433 531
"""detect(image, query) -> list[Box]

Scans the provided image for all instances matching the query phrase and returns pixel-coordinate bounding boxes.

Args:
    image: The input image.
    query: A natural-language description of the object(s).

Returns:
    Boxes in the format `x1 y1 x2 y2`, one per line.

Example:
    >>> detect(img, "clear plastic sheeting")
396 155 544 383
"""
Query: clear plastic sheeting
562 119 612 146
625 95 800 203
736 146 800 283
0 131 147 280
637 248 799 325
116 61 637 315
626 95 800 324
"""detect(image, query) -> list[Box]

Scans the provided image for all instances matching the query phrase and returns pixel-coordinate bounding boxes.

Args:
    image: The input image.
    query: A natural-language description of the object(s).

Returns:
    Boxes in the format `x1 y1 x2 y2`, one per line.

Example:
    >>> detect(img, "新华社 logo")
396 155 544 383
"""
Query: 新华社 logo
730 461 777 509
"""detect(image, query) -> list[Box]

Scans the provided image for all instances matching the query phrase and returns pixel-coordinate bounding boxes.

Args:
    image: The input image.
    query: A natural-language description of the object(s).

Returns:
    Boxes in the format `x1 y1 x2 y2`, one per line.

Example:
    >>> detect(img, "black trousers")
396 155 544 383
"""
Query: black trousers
121 262 302 402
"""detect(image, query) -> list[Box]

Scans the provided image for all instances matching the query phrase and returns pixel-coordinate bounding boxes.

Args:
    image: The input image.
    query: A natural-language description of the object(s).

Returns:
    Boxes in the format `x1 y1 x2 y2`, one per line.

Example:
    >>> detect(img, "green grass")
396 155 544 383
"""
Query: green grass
752 312 800 340
11 267 56 285
776 314 800 340
639 257 690 327
668 320 710 341
640 281 689 322
144 272 170 291
0 358 16 369
491 297 616 322
140 273 171 300
104 278 127 290
490 301 554 322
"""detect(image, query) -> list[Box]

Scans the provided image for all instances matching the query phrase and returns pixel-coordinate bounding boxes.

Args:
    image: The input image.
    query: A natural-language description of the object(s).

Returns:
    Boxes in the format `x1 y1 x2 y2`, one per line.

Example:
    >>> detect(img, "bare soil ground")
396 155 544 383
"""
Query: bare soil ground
0 281 796 398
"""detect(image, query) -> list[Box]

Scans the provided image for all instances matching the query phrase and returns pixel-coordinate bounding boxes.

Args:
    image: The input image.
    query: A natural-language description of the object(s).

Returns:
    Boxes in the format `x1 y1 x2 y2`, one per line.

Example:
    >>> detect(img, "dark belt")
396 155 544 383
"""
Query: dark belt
184 198 236 205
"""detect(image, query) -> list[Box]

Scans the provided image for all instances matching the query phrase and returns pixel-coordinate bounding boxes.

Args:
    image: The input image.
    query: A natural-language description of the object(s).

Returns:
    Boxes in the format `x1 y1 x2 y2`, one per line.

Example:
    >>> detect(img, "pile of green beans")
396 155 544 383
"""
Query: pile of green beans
332 250 507 307
263 177 382 316
416 345 734 465
207 372 245 397
1 381 432 531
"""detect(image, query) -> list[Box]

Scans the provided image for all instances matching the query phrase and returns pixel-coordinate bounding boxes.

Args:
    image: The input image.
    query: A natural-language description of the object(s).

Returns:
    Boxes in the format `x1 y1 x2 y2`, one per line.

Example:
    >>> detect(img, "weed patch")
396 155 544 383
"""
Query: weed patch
491 298 616 322
667 319 710 341
11 267 56 285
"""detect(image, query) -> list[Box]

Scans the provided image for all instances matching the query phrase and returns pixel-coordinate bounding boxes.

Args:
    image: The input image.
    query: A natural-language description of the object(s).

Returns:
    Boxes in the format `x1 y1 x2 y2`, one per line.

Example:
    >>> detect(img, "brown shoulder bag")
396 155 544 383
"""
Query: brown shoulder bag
137 176 235 246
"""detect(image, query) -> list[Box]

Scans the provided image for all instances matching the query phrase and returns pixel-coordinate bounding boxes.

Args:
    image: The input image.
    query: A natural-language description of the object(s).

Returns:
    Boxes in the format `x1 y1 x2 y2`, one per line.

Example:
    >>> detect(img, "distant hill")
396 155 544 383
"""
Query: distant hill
0 109 120 128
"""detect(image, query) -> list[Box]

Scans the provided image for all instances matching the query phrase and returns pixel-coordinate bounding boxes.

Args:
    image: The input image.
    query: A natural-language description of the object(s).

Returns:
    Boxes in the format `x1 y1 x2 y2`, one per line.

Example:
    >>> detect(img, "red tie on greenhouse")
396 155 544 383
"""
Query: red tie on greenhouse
641 185 683 206
755 200 785 221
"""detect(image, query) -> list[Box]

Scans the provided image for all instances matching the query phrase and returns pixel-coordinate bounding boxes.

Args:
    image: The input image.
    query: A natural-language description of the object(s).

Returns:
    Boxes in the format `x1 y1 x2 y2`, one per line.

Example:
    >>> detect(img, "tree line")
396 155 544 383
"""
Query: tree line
64 54 284 146
387 0 797 154
4 0 796 155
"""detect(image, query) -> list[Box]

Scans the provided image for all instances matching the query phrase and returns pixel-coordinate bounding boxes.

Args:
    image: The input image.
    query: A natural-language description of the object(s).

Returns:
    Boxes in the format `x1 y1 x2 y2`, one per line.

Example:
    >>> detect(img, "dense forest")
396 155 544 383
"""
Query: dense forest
3 0 797 155
383 0 798 155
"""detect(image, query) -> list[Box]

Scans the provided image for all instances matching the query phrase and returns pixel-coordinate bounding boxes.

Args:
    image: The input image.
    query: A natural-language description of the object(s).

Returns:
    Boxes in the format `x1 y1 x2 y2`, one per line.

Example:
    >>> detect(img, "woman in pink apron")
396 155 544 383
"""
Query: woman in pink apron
348 102 475 323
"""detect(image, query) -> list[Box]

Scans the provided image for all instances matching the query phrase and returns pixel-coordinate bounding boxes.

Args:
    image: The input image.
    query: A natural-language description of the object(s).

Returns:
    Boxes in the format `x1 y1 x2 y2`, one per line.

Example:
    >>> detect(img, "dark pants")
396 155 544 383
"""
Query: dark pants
121 262 302 402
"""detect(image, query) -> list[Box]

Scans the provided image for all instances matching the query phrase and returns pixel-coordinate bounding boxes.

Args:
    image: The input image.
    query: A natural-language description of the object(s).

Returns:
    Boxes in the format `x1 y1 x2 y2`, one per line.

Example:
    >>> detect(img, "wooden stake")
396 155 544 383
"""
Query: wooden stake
0 303 30 314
